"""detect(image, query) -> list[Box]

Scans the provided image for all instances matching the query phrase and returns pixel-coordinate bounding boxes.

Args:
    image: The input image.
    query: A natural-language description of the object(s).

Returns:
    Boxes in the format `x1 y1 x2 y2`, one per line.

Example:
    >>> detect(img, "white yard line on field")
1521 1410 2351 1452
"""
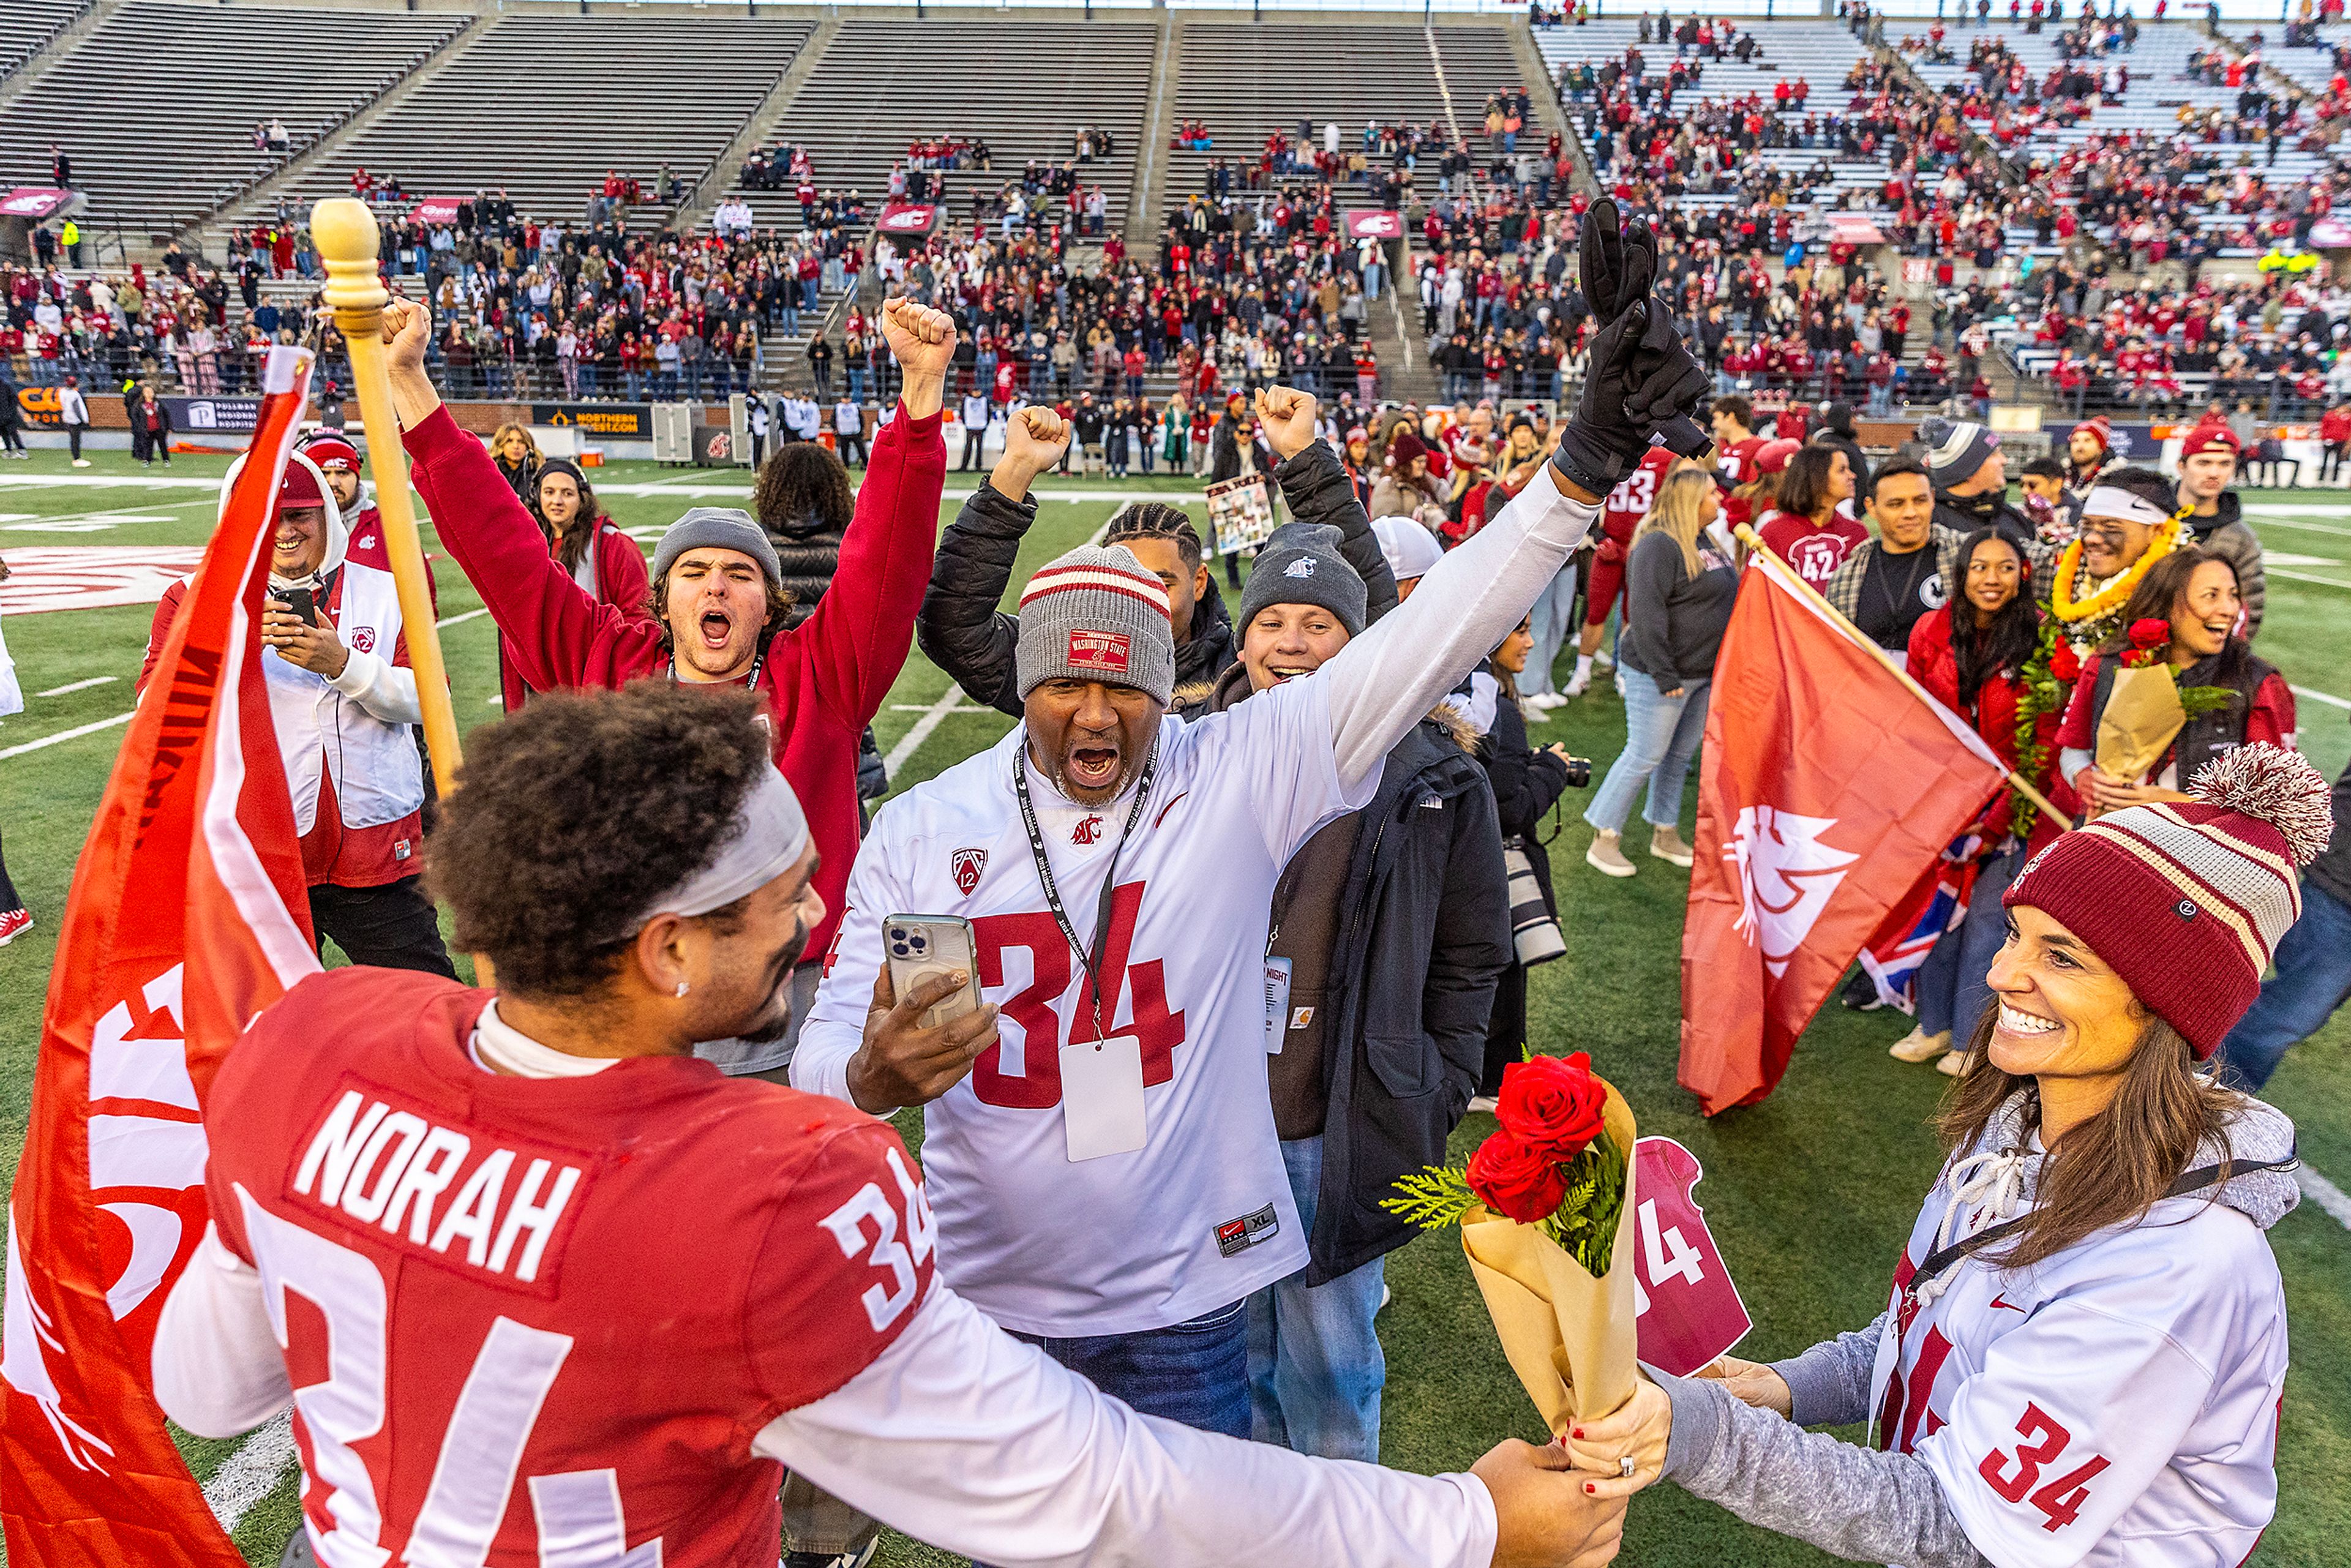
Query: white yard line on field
436 607 489 629
36 675 117 697
2295 685 2351 712
2297 1166 2351 1232
0 711 132 759
202 1410 296 1532
883 686 976 776
2268 566 2351 591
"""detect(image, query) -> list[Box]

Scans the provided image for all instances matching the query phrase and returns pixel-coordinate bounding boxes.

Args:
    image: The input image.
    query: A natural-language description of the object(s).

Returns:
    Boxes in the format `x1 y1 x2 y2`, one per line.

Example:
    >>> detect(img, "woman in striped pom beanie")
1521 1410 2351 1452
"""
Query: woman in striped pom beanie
1566 745 2330 1568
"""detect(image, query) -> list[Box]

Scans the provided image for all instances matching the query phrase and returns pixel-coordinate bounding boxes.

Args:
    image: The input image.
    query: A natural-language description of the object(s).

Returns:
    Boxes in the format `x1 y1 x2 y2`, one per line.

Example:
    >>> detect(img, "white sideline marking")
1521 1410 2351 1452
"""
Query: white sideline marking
435 607 489 628
202 1410 296 1532
2295 685 2351 712
2297 1166 2351 1233
887 703 990 714
36 676 116 696
882 686 974 775
0 711 132 759
2268 567 2351 591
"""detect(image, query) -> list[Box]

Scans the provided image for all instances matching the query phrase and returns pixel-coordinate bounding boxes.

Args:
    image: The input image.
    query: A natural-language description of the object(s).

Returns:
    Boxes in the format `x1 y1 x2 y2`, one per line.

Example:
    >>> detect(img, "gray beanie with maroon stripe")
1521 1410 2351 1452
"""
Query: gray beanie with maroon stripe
1014 544 1177 704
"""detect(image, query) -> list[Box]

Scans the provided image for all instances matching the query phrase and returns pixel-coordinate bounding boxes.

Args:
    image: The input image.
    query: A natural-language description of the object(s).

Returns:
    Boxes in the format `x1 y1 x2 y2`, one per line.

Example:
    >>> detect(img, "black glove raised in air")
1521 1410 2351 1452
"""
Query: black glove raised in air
1551 200 1714 498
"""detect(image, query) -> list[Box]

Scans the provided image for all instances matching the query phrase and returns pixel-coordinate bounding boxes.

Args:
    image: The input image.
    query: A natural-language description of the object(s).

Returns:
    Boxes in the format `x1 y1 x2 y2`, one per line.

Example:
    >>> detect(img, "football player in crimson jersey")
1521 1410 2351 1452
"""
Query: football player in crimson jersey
1568 749 2327 1568
154 683 1625 1568
1559 444 1674 698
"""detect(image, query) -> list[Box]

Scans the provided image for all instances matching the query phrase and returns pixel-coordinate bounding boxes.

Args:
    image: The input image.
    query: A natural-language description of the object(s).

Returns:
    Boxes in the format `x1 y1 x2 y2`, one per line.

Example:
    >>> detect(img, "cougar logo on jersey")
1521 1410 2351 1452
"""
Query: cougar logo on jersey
1072 815 1103 846
1724 805 1859 978
289 1084 589 1291
951 848 988 895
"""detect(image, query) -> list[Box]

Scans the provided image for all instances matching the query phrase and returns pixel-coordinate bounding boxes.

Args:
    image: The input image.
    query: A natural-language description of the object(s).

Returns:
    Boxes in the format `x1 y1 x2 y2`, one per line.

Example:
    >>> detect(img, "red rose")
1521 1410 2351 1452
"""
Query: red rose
2128 617 2170 650
1467 1131 1570 1225
1495 1052 1609 1162
2049 641 2082 683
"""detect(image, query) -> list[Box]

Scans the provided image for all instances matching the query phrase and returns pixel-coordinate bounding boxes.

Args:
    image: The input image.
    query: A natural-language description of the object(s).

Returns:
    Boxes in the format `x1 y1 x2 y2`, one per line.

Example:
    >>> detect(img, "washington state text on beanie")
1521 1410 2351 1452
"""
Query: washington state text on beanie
1014 544 1177 705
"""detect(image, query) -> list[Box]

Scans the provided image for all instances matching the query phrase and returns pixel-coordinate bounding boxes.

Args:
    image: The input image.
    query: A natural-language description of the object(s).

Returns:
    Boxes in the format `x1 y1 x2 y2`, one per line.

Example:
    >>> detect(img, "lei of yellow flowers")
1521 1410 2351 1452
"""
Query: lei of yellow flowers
2051 514 2183 624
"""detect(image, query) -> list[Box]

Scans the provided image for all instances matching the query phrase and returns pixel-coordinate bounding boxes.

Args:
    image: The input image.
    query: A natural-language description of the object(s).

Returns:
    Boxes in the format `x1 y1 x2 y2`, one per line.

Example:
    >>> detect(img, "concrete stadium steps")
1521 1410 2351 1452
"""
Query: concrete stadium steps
1161 21 1534 215
0 1 466 240
244 14 813 234
0 0 89 80
729 17 1156 242
2233 28 2345 97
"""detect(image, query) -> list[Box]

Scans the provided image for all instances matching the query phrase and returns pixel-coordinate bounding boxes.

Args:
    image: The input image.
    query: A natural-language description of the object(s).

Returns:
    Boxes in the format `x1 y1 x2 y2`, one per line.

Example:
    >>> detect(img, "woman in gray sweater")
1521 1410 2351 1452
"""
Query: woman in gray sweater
1581 462 1739 877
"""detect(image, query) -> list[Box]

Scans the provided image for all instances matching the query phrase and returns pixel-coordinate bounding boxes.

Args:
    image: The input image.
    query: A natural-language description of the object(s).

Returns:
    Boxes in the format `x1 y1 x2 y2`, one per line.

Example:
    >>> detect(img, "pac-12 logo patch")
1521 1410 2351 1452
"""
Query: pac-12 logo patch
952 848 988 895
1067 629 1131 673
349 627 375 652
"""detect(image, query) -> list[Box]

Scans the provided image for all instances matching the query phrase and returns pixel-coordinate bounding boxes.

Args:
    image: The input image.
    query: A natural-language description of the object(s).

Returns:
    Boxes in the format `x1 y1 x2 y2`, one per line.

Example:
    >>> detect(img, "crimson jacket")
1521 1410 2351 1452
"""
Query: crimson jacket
405 403 945 960
495 519 654 714
1907 607 2077 850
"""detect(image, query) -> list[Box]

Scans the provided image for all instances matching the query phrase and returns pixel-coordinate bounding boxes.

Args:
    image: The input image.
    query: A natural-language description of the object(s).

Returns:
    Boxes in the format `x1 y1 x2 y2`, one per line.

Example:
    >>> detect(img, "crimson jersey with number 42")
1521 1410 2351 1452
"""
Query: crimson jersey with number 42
1867 1116 2289 1567
202 967 936 1568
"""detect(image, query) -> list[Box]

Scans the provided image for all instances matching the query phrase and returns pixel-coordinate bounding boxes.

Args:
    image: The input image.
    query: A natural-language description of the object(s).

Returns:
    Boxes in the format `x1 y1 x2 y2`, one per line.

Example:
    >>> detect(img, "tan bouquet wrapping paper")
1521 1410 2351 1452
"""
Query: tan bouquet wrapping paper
1458 1081 1640 1435
2094 664 2188 786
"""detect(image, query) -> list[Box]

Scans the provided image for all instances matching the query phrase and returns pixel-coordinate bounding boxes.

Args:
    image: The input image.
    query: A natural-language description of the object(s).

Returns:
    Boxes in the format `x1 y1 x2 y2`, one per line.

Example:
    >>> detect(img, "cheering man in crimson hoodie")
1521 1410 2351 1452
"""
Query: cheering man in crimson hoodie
381 293 952 1078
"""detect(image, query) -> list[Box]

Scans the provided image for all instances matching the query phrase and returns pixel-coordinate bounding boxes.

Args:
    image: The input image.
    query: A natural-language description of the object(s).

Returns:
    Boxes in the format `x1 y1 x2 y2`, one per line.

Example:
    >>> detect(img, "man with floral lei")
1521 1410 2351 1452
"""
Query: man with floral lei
2045 463 2187 662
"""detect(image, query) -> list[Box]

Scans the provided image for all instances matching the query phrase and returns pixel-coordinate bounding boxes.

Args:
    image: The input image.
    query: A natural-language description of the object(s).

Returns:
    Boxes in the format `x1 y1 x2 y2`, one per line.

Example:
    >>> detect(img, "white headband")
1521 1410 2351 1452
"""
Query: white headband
2082 486 2174 531
646 763 810 923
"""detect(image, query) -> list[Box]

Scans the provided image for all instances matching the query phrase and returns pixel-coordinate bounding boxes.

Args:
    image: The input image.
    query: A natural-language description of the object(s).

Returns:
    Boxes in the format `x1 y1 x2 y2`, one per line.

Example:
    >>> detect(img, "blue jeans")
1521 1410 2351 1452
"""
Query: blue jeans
1916 846 2024 1038
1247 1135 1386 1462
2218 882 2351 1092
1520 562 1581 699
1007 1299 1250 1438
1585 671 1711 836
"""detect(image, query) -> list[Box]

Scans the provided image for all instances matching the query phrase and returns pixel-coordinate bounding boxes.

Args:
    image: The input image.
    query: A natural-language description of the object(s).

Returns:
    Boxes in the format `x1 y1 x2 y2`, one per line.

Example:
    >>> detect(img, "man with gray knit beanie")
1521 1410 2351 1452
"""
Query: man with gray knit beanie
796 201 1707 1507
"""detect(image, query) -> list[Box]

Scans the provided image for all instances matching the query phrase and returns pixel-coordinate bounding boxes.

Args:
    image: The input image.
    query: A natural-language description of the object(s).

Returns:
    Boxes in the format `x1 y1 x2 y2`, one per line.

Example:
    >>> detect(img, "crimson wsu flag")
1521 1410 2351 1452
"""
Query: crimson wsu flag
2 347 321 1566
1679 549 2004 1114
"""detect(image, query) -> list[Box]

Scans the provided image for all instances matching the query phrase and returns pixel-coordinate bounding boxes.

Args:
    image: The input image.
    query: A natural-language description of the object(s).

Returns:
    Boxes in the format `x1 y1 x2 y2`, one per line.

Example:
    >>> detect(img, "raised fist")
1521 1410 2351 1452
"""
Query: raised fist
1253 386 1319 462
1003 405 1070 472
882 296 958 378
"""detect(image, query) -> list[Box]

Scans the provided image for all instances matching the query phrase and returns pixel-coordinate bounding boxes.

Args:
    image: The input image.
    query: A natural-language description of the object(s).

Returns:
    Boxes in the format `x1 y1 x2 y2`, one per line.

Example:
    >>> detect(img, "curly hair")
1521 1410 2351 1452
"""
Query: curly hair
752 441 855 541
424 684 773 997
1103 501 1204 570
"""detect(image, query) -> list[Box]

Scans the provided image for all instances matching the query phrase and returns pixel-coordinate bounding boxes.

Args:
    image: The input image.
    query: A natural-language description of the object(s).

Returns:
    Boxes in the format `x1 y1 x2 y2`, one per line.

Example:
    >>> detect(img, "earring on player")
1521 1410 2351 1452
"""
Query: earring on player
675 981 689 998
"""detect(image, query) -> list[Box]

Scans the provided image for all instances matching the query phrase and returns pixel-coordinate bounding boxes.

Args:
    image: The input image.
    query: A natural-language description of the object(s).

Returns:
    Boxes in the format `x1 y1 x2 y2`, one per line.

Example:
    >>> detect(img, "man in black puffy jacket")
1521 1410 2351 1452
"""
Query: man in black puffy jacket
919 398 1385 721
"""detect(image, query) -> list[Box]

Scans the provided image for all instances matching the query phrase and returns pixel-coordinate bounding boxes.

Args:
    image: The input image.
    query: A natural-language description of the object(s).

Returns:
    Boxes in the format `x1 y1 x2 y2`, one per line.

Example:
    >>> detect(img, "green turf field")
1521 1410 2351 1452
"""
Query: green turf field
0 448 2344 1566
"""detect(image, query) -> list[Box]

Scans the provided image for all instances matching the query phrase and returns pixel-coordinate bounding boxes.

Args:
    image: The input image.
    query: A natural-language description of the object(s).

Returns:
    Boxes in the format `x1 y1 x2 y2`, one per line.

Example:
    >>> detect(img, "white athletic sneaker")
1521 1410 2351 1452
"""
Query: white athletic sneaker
1524 704 1550 724
1562 670 1591 698
1889 1027 1952 1063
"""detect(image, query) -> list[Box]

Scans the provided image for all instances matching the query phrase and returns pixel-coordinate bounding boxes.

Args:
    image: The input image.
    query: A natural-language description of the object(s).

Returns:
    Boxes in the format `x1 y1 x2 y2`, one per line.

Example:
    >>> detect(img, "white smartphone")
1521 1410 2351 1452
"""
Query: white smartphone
884 915 984 1030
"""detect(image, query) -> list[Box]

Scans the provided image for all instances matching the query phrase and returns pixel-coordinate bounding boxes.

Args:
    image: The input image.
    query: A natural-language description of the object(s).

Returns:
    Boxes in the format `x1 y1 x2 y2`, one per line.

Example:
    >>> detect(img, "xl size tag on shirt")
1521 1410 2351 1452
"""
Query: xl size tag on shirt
1263 958 1293 1054
1060 1033 1146 1161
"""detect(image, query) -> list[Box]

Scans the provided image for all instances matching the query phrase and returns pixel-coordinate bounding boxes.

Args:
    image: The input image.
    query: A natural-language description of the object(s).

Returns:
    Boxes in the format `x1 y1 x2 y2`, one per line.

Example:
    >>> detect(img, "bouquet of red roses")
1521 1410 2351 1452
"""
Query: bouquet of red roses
1383 1052 1639 1433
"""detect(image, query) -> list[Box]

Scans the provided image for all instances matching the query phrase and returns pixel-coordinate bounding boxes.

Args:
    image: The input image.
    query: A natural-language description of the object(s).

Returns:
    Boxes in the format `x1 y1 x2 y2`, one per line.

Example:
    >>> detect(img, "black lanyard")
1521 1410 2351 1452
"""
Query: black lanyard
667 644 765 691
1013 741 1157 1037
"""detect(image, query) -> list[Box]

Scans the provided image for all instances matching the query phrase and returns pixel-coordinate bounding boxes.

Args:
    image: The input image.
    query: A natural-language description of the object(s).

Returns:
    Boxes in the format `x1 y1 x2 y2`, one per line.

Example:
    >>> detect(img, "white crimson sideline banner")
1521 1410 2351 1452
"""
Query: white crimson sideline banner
1678 549 2004 1115
1 345 323 1566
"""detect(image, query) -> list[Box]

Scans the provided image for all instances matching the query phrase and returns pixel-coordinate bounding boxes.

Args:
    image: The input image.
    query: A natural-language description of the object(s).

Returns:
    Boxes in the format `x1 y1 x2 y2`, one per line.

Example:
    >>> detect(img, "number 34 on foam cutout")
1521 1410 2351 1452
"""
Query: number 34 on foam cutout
1630 1136 1753 1377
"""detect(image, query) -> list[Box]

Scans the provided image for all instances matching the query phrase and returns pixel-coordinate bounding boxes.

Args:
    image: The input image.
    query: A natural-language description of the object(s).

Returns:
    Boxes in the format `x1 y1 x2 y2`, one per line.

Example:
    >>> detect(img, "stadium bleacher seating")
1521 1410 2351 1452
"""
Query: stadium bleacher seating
0 0 86 81
244 14 813 236
1165 23 1526 210
0 2 467 239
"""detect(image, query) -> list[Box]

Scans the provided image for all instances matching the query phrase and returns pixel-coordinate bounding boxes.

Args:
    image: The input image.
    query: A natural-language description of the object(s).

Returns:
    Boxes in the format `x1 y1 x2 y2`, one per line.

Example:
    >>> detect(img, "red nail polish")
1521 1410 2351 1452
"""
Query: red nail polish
1572 1427 1584 1439
1584 1482 1596 1495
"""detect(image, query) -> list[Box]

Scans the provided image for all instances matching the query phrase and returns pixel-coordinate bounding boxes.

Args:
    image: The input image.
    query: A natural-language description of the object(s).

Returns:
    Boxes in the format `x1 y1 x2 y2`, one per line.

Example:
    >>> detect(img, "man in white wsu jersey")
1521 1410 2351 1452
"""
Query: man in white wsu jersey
795 198 1718 1434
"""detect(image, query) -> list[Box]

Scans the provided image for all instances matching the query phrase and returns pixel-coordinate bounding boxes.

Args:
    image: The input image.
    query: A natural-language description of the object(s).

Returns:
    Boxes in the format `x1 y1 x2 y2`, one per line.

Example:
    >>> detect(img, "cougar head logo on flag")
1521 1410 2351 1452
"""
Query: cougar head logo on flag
1724 806 1859 979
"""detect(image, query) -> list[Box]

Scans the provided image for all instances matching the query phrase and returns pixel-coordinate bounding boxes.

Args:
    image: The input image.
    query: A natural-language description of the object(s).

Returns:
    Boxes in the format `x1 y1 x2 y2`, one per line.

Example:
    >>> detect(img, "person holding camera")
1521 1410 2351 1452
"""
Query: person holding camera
138 452 454 976
1473 615 1586 1110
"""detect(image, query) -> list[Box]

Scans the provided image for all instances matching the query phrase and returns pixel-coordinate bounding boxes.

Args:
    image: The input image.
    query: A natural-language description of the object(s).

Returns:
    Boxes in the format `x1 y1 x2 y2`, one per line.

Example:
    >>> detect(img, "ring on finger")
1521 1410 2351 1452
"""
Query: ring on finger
1618 1455 1637 1479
